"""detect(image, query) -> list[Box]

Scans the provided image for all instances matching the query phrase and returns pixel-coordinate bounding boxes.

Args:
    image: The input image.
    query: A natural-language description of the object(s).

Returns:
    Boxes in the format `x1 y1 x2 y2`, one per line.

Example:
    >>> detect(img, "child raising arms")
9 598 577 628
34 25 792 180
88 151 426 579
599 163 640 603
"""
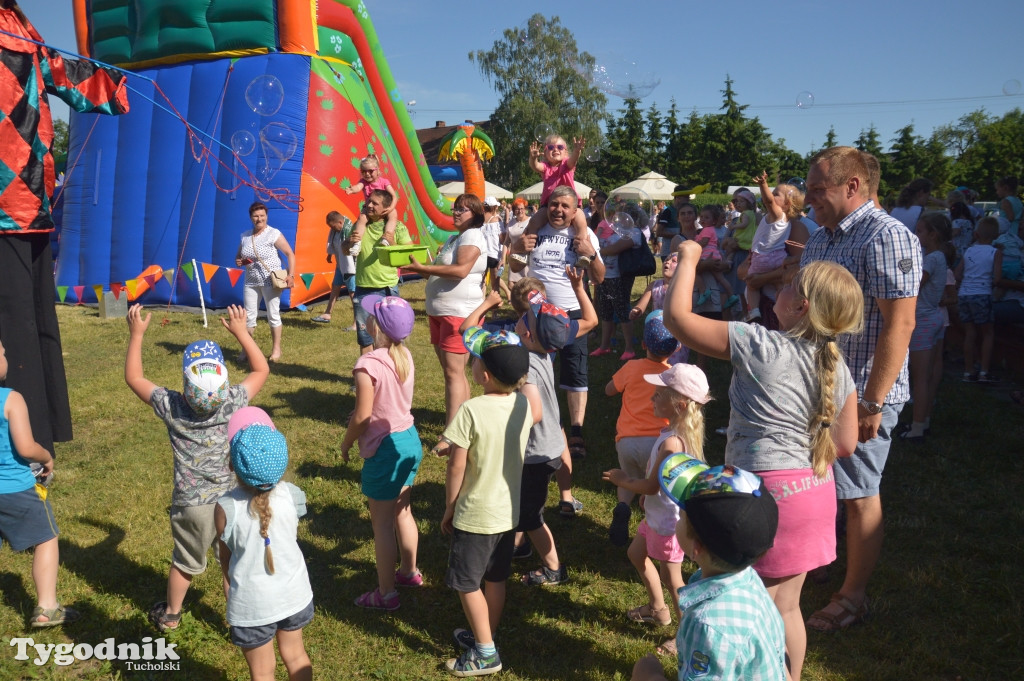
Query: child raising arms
603 363 710 658
663 240 861 679
519 135 591 261
341 295 424 611
216 408 313 681
125 304 269 632
745 172 805 322
344 154 398 256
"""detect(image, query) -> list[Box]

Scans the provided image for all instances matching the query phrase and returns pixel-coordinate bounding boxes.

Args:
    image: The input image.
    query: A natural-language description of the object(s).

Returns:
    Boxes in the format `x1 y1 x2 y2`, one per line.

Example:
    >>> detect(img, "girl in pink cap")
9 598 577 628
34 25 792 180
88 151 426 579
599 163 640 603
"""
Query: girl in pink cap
341 295 424 611
601 362 711 658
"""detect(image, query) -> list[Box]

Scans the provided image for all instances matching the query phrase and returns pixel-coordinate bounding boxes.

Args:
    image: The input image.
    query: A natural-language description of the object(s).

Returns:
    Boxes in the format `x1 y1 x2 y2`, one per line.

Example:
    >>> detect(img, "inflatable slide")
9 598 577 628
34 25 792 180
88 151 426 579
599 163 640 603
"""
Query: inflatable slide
55 0 457 307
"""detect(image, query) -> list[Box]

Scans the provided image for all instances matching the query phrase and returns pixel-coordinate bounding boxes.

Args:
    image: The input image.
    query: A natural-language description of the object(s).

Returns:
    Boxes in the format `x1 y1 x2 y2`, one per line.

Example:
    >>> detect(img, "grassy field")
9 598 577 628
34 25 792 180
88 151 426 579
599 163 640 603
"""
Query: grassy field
0 278 1021 680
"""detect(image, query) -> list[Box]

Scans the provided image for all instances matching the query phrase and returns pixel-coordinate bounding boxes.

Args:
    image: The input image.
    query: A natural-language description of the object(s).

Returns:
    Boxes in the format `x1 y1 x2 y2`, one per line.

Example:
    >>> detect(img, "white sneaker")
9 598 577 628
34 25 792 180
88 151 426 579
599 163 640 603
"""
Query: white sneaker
349 241 361 257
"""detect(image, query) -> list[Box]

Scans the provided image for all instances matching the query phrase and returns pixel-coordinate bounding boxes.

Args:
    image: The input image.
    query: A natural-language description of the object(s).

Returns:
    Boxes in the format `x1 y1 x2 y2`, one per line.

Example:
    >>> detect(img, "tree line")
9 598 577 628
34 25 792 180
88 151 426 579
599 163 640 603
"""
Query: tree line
472 14 1024 202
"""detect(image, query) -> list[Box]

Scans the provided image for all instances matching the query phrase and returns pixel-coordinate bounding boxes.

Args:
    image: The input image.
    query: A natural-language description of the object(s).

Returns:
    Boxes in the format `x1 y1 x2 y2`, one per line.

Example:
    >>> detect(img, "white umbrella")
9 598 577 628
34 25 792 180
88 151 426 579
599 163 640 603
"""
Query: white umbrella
516 180 593 202
609 172 678 201
437 180 514 199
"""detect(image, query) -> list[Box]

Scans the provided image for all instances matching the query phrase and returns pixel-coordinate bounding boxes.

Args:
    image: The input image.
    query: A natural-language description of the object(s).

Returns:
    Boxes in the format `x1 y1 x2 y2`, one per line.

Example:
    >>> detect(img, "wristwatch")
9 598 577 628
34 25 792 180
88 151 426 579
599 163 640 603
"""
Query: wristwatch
858 398 883 415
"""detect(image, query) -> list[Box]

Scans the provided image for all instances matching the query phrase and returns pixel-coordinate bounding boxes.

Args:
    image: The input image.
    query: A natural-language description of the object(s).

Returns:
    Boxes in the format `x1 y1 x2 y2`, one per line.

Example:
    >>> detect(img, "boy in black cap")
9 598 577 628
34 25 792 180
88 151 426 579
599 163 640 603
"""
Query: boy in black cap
632 458 786 681
440 328 538 676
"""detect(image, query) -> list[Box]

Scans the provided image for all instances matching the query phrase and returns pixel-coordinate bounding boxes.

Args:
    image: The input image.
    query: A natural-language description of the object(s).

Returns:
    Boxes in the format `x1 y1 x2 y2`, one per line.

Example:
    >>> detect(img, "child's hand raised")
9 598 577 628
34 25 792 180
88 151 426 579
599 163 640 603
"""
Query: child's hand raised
529 141 541 158
485 289 504 309
126 304 151 336
753 170 770 187
220 304 248 336
573 136 587 151
566 265 585 288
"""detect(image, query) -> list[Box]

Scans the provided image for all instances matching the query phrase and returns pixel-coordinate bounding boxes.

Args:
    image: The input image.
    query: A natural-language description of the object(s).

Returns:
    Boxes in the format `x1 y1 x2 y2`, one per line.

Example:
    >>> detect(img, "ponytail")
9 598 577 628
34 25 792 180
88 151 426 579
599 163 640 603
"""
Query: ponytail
808 340 841 478
668 389 707 462
388 340 410 384
247 486 275 575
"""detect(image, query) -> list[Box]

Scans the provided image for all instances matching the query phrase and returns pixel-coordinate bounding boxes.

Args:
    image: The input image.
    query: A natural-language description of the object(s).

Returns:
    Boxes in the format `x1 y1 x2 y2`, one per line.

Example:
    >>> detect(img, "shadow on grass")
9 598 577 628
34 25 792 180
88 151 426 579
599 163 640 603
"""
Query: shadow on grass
274 385 356 423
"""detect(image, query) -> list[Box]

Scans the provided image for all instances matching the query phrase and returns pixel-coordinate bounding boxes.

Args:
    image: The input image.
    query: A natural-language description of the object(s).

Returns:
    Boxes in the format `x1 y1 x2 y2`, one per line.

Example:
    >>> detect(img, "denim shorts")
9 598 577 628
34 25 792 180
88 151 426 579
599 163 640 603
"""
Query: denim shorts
230 599 314 649
360 427 423 500
833 402 903 499
557 309 588 392
0 485 58 552
332 269 355 293
958 294 993 325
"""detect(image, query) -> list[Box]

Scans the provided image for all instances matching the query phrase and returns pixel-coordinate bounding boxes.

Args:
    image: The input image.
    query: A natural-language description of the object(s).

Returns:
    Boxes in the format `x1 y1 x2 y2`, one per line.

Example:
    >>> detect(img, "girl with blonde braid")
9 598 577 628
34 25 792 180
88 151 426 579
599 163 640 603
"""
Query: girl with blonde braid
216 407 313 681
663 240 863 681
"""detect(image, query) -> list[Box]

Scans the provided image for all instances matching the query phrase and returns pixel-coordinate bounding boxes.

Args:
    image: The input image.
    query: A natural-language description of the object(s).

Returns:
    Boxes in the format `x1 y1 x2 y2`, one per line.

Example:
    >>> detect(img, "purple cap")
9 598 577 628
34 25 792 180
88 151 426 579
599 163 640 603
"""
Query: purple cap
360 295 415 341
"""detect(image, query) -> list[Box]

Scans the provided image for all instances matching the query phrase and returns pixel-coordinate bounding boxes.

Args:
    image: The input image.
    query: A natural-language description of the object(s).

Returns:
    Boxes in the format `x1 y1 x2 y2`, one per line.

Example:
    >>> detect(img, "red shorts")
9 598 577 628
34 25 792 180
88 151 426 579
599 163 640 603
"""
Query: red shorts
429 315 468 354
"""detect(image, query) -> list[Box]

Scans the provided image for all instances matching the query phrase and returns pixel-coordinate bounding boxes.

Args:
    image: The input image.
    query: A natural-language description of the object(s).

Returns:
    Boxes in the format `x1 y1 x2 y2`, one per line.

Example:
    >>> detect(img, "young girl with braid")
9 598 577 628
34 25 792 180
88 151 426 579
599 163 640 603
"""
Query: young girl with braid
217 407 313 681
663 240 863 681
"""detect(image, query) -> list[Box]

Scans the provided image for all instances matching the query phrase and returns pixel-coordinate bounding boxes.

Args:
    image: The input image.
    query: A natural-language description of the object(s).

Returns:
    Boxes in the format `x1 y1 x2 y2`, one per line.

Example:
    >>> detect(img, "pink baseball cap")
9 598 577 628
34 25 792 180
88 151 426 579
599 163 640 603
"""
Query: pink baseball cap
228 406 276 442
644 364 711 404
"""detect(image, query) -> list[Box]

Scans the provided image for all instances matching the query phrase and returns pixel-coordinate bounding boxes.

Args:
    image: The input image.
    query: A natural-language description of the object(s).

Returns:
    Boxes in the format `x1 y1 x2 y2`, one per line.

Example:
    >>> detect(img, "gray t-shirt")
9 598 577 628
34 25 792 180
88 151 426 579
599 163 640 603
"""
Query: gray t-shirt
918 250 948 314
725 322 855 472
524 351 563 464
151 384 248 506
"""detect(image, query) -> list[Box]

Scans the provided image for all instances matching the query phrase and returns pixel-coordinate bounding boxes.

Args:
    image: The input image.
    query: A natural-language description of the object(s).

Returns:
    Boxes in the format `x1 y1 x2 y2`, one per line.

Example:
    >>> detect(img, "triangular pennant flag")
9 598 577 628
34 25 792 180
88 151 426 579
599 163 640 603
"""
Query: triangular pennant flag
92 284 103 302
319 271 334 288
125 279 139 300
182 263 194 281
72 286 85 304
227 268 243 286
202 263 219 283
300 273 314 289
163 268 174 285
56 286 68 303
144 274 158 286
111 283 125 299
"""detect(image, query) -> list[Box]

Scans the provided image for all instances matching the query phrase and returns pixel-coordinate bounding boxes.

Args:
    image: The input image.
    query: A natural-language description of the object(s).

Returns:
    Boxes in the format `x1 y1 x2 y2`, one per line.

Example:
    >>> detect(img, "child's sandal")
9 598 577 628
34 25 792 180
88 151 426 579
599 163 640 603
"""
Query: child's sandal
30 604 80 628
627 604 671 626
148 601 181 633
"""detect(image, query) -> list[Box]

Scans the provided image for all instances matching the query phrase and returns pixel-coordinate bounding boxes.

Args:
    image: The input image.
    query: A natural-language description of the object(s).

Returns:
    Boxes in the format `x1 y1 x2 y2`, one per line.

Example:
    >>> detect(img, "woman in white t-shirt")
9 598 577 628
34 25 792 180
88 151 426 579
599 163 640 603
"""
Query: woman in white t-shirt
402 194 487 424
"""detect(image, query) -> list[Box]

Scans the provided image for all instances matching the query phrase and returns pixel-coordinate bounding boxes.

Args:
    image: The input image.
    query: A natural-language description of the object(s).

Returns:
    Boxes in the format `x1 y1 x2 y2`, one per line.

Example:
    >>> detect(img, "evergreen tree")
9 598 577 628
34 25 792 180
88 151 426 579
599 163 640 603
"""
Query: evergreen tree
824 125 838 148
645 103 665 173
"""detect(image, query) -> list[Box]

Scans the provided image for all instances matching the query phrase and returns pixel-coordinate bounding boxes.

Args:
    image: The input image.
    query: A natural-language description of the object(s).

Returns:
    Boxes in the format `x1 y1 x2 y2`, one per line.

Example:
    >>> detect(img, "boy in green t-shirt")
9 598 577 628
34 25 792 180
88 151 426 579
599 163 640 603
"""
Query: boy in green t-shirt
440 328 539 677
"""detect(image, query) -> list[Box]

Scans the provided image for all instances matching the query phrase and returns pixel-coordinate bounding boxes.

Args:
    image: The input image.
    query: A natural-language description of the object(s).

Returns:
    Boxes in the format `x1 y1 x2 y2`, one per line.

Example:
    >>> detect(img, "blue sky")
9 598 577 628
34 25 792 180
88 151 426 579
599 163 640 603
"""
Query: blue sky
30 0 1024 157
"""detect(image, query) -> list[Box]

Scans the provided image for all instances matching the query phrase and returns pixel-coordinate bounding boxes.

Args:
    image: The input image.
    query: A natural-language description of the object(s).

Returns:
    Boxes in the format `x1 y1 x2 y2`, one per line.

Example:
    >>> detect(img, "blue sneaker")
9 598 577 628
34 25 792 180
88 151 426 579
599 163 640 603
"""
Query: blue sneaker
724 294 741 309
446 647 502 677
453 628 476 651
696 290 712 305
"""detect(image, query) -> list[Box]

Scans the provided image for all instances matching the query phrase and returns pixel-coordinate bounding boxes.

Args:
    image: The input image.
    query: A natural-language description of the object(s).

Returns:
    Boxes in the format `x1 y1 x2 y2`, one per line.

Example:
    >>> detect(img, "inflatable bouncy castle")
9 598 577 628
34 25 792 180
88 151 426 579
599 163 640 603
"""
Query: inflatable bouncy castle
55 0 457 307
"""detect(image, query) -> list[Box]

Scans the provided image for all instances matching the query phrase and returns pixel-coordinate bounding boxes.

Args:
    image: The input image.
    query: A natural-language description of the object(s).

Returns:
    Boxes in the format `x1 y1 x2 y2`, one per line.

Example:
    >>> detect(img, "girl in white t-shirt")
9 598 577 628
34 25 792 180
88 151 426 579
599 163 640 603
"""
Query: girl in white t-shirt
602 363 710 657
746 172 805 322
216 408 313 681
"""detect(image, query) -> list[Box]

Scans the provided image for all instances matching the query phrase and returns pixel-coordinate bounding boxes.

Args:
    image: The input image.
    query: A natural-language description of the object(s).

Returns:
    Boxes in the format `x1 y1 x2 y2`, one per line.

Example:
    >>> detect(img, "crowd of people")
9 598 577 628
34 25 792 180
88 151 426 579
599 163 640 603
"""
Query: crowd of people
4 143 1022 681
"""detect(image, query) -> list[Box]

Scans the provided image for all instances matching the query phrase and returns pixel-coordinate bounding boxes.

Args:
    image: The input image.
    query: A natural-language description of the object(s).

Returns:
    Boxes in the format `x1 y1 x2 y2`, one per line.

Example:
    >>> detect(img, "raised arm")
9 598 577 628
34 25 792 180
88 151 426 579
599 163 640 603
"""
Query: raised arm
568 266 598 336
662 241 731 360
528 142 546 174
344 181 365 195
565 137 586 171
124 304 158 405
221 305 269 399
460 290 504 333
755 171 785 223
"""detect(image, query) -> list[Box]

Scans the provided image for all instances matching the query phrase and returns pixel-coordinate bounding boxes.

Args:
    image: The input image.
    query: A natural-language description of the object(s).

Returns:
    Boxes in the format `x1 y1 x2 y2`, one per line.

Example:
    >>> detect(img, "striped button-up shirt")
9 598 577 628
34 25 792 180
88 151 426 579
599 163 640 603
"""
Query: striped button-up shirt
801 200 921 404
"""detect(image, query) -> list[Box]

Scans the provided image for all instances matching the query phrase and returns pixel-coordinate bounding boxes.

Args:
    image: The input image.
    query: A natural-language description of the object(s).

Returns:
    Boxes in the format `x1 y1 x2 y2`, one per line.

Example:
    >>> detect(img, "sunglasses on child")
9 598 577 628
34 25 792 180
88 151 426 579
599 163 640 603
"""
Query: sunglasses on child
546 144 566 151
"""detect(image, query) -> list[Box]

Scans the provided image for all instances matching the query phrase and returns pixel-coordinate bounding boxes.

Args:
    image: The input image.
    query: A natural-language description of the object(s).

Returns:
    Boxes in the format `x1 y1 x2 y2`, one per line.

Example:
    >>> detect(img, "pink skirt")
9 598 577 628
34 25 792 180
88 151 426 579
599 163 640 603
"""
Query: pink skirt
753 467 837 579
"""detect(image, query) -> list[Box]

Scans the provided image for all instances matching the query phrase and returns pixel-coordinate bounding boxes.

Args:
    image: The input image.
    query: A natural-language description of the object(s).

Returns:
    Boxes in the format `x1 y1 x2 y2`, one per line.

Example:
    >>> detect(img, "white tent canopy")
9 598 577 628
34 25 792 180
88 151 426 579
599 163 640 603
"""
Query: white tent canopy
437 180 514 199
516 180 592 202
609 172 678 201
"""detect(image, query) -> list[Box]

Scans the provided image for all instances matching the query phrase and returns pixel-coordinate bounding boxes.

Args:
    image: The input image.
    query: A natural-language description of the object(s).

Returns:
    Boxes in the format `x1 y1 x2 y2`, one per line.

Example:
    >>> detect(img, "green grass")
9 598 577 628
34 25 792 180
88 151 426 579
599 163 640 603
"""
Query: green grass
0 278 1021 679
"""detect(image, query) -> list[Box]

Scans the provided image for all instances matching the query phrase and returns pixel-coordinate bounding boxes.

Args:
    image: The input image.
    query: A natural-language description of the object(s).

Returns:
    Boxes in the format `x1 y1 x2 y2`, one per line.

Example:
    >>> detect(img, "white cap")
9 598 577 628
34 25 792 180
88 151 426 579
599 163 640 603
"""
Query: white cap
483 196 500 207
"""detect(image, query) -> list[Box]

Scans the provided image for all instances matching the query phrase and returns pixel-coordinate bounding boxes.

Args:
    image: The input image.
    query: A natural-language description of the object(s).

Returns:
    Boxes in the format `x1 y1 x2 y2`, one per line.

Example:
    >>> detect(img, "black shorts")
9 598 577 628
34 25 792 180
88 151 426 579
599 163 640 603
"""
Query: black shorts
445 529 516 591
557 309 588 391
595 276 635 323
516 459 562 532
486 256 499 270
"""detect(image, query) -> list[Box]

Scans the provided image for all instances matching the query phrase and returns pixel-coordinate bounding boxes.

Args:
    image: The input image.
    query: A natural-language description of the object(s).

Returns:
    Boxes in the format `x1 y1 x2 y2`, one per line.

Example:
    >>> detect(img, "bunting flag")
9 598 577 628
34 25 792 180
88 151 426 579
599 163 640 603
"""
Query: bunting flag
92 285 104 302
56 286 68 303
111 283 125 299
72 286 85 304
181 263 194 281
202 263 219 283
125 279 139 299
227 268 243 286
299 273 314 290
163 268 175 285
144 274 159 287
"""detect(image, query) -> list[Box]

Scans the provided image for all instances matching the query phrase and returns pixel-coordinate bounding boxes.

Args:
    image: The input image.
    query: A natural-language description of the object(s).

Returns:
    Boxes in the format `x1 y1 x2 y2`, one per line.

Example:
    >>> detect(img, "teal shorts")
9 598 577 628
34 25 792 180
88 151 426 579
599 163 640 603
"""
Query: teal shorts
361 427 423 500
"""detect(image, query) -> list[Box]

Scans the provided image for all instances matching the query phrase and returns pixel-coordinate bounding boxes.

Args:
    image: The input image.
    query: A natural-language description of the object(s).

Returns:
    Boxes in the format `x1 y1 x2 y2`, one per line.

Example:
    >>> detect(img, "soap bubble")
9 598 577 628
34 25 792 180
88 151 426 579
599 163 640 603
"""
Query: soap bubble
258 122 298 180
584 144 603 163
796 91 814 109
230 130 255 156
245 75 285 116
1003 79 1022 96
571 51 660 99
534 123 555 143
786 177 807 193
605 188 654 236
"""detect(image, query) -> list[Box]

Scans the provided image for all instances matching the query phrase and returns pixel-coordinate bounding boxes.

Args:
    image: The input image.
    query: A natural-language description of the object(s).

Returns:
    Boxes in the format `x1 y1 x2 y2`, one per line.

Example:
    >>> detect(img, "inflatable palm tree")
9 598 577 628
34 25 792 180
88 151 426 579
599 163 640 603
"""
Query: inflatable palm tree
438 123 495 200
